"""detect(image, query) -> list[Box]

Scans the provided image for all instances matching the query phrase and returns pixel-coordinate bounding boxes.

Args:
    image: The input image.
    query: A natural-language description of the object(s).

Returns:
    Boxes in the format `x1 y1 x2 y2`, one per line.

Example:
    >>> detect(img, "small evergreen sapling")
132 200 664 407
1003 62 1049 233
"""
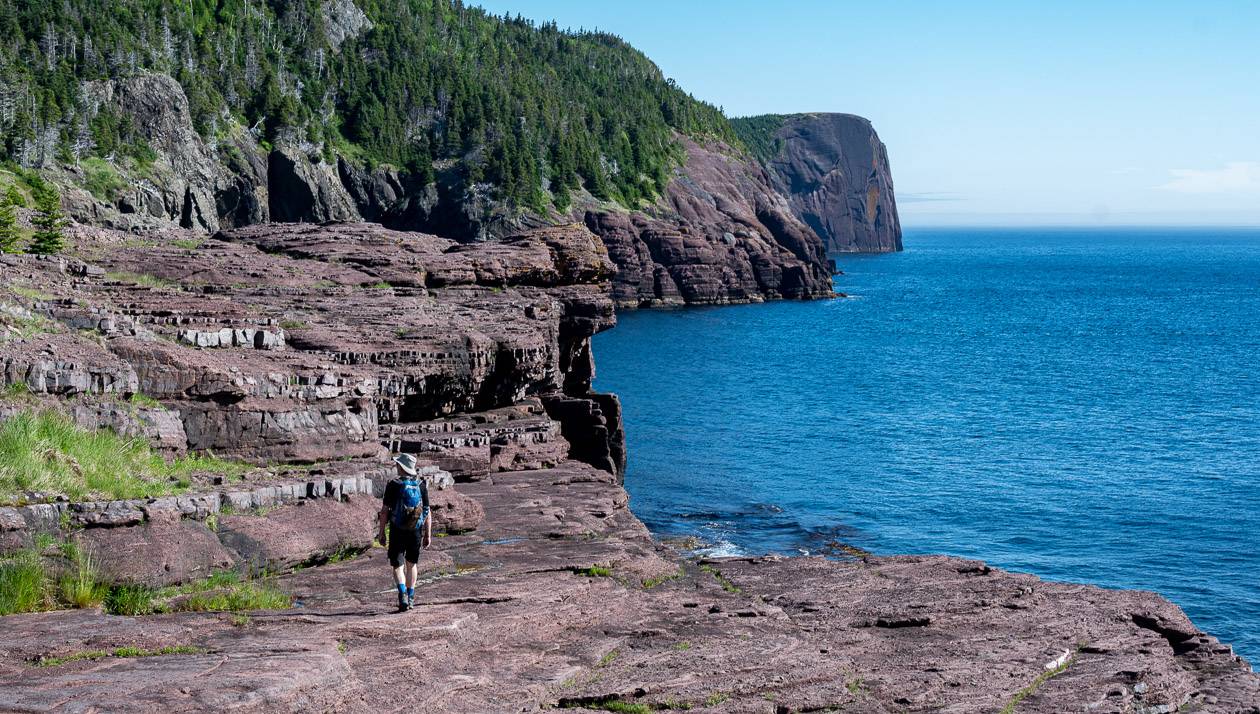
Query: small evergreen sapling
28 184 66 256
0 189 18 253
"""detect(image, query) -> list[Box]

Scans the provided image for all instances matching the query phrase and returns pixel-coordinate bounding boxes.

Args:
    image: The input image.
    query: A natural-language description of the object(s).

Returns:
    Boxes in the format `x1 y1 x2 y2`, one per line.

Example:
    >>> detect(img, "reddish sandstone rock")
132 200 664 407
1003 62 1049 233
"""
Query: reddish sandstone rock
1 224 622 473
2 460 1254 713
216 498 379 571
757 113 903 253
584 137 834 308
77 520 234 587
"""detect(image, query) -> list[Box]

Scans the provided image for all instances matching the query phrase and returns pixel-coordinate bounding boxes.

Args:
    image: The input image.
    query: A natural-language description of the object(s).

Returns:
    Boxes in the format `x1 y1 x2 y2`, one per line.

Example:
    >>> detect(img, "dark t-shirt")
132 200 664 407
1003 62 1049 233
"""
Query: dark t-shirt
383 477 430 526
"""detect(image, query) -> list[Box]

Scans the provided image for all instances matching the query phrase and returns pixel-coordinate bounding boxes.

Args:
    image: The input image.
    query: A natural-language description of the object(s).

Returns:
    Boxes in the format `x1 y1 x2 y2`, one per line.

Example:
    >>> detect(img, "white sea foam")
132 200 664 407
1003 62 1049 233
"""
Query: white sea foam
699 540 745 558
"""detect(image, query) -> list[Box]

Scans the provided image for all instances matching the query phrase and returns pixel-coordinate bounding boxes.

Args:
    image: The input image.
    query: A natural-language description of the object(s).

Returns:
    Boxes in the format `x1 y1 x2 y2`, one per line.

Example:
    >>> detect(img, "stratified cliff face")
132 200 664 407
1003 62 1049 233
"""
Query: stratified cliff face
0 222 623 476
583 137 834 308
743 113 903 253
47 77 836 308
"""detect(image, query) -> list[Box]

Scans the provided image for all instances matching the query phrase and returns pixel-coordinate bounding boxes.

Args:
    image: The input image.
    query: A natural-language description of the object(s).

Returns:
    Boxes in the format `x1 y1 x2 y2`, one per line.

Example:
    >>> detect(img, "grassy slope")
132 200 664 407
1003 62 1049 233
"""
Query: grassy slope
0 408 245 503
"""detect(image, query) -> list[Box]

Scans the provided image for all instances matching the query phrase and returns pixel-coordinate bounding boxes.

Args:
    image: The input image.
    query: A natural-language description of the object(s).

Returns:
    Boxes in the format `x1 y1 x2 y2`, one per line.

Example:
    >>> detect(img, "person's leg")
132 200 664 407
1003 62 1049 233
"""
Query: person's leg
387 528 408 610
404 534 420 605
404 559 417 605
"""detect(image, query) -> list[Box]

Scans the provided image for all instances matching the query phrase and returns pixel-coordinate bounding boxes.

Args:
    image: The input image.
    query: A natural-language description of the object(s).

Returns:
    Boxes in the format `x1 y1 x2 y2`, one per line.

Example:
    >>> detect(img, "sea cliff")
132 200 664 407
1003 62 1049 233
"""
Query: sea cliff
733 113 903 253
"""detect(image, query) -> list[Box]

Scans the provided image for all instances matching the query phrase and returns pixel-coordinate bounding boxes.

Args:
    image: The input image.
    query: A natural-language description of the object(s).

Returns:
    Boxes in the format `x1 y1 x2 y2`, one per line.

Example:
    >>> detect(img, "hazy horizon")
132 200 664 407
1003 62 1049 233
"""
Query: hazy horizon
472 1 1260 228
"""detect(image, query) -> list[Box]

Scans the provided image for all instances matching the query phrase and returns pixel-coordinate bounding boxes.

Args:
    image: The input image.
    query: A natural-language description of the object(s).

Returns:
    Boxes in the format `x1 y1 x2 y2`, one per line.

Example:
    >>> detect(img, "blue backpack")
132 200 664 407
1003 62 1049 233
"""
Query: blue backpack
391 478 427 531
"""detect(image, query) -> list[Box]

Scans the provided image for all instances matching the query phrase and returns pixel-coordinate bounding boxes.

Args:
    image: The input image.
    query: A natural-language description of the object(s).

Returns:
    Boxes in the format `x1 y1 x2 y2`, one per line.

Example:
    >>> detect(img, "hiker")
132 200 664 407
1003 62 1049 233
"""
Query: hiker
379 453 432 612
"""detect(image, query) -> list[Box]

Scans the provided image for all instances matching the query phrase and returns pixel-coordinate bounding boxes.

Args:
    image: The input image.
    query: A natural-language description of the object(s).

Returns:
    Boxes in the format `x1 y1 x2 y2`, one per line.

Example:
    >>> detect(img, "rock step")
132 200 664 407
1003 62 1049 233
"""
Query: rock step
0 474 380 542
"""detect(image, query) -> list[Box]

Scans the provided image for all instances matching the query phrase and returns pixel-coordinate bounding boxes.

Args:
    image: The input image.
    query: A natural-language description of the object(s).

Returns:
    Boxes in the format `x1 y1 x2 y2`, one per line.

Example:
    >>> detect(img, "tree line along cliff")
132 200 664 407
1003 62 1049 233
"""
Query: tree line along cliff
0 0 732 212
0 0 902 306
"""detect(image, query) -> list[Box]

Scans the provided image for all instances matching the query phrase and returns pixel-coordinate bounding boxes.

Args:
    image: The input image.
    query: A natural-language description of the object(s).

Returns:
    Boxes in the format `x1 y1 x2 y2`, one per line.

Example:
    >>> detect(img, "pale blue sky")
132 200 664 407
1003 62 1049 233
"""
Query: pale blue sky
472 1 1260 226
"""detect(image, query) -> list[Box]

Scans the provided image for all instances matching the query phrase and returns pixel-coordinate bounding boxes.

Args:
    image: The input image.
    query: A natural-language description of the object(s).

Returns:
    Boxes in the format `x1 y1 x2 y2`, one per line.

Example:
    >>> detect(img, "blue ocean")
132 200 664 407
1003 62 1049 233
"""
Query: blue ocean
592 227 1260 665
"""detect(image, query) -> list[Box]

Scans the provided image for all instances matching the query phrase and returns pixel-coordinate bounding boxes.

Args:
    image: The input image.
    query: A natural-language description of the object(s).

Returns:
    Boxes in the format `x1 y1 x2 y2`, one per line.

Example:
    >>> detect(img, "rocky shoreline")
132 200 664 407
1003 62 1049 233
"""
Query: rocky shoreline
1 223 1257 712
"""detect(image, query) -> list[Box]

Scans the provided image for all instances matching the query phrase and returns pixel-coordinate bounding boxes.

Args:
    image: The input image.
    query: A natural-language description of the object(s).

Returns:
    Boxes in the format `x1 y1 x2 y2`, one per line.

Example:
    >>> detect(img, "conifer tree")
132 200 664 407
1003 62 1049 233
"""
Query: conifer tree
4 184 23 208
0 190 18 253
28 184 66 255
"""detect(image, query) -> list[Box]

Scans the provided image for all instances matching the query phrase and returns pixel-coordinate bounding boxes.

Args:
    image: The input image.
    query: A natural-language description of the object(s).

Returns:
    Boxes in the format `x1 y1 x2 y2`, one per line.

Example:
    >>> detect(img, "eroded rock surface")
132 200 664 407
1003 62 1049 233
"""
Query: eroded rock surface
0 460 1254 713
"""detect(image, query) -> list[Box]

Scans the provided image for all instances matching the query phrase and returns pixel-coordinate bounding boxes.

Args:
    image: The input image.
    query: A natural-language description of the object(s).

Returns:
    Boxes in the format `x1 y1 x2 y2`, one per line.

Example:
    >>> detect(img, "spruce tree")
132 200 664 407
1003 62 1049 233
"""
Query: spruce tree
4 184 23 208
28 184 66 256
0 190 18 253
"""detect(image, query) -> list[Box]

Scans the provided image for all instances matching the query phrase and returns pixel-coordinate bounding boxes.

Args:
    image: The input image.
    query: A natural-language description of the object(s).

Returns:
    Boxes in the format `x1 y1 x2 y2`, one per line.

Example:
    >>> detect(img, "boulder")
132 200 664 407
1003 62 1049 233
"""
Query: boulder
267 147 362 223
77 520 234 586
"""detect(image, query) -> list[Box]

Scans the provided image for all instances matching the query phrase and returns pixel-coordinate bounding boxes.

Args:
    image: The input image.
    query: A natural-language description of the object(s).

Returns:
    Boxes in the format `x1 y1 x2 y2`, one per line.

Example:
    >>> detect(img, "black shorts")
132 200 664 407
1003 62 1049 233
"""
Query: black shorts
388 527 421 566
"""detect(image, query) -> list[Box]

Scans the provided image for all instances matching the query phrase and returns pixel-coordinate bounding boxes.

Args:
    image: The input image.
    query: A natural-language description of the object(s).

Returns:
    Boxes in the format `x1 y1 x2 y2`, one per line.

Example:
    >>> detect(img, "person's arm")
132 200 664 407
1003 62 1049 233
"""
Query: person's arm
378 482 394 545
421 479 432 549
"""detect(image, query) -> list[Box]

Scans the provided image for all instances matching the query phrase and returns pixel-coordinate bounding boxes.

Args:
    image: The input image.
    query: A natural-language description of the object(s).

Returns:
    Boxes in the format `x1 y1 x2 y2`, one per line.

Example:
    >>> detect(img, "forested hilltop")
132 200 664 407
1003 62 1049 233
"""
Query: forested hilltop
0 0 735 211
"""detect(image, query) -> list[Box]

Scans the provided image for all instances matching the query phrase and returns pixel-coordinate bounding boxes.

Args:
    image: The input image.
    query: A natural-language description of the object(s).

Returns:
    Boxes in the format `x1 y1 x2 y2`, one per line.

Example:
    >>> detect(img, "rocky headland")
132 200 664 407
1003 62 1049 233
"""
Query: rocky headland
1 222 1257 712
733 113 903 254
37 73 840 311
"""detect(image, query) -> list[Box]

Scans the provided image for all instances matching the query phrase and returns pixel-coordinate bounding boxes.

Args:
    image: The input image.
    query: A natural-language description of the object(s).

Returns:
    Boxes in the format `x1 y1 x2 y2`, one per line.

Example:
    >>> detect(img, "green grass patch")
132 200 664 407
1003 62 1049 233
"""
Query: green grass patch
0 549 51 615
104 570 291 616
279 319 308 330
177 580 290 612
0 409 247 502
3 382 34 400
598 648 620 667
671 641 691 651
0 540 109 614
57 541 106 609
128 393 162 409
559 700 651 714
642 566 686 589
35 644 204 667
698 564 741 593
0 305 57 339
80 158 128 203
571 565 613 578
999 652 1076 714
104 272 174 290
104 584 163 616
10 286 52 302
171 238 201 250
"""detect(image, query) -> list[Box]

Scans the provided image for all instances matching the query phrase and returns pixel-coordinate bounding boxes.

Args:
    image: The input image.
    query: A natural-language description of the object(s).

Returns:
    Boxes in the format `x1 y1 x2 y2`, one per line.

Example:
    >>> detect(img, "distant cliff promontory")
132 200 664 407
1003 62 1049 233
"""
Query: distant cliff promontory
733 113 903 253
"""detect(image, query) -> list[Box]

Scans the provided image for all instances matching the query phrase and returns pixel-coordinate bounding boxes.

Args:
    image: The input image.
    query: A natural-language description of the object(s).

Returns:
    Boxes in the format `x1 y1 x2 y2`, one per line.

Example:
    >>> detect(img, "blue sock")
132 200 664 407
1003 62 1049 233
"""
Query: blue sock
397 583 406 596
406 587 414 598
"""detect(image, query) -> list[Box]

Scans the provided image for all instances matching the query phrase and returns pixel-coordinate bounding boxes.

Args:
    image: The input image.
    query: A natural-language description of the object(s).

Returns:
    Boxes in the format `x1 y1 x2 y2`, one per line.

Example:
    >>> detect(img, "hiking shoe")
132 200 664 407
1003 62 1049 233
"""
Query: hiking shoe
397 592 409 612
407 592 415 609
